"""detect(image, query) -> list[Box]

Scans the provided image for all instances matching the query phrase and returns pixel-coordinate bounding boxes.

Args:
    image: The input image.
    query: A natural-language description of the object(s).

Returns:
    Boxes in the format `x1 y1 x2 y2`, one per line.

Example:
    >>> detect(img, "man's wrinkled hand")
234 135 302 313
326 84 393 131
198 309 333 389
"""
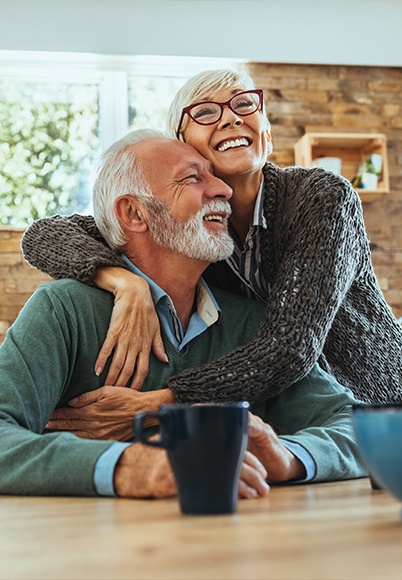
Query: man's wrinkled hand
114 444 177 498
239 450 270 499
46 386 174 441
248 413 306 482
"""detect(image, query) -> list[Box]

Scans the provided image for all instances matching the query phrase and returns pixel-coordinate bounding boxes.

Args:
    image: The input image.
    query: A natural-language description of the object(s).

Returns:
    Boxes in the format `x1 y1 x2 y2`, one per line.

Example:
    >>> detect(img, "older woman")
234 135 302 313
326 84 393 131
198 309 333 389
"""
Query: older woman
22 68 402 405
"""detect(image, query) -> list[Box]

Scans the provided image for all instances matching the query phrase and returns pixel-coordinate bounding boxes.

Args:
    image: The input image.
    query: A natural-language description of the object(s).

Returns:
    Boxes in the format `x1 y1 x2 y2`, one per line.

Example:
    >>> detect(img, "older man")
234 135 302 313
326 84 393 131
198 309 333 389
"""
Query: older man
0 130 365 498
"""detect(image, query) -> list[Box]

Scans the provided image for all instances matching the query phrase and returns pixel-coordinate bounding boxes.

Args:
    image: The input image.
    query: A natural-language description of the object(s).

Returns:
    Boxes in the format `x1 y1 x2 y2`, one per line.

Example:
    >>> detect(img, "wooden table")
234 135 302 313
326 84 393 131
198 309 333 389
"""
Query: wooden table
1 478 401 580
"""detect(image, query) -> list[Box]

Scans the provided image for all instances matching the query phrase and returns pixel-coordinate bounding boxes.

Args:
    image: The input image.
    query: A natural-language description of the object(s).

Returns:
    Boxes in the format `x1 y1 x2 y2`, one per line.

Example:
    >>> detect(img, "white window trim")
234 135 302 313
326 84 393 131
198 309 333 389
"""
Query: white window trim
0 50 247 223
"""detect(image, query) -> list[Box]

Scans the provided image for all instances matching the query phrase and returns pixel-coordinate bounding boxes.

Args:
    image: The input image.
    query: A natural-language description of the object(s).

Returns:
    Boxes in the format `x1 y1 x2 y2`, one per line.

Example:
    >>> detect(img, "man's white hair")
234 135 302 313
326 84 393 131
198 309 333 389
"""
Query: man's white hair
93 128 164 250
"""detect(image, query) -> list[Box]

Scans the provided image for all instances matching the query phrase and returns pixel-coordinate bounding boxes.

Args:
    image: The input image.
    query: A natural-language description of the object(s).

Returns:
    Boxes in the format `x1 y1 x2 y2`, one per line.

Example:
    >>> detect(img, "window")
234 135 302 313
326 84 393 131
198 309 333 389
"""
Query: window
128 75 186 132
0 77 99 225
0 52 242 226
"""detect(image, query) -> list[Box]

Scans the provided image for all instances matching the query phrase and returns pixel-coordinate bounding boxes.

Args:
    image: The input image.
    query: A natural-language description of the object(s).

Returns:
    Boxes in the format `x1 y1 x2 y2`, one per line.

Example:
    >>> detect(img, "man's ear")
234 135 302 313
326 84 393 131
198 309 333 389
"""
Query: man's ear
114 195 148 233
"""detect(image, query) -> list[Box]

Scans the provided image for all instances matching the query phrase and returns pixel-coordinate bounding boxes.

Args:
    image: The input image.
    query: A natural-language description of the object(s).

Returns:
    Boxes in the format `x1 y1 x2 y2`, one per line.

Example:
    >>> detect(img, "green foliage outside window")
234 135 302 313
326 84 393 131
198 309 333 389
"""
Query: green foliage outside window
0 79 100 226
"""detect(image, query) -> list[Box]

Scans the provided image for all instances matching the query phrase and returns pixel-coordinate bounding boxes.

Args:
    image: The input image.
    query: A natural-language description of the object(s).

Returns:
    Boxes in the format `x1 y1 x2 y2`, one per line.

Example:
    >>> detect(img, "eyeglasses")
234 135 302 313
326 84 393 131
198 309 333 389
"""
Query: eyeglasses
176 89 264 139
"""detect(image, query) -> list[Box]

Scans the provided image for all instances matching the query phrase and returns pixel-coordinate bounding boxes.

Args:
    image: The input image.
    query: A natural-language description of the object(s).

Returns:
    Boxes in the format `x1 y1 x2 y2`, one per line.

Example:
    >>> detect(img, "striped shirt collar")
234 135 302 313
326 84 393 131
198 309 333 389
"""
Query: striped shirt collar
252 179 267 229
226 177 269 304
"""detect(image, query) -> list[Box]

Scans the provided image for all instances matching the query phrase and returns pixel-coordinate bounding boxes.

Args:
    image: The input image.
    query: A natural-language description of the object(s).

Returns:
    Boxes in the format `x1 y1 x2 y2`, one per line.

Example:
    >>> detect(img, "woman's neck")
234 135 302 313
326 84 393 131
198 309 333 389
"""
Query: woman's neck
225 171 263 245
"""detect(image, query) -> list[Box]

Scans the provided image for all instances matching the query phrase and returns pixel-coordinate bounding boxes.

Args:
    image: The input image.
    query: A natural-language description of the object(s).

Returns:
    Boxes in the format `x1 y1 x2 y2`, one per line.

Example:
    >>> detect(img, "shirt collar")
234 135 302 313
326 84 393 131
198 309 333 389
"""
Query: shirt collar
121 255 221 350
252 178 267 229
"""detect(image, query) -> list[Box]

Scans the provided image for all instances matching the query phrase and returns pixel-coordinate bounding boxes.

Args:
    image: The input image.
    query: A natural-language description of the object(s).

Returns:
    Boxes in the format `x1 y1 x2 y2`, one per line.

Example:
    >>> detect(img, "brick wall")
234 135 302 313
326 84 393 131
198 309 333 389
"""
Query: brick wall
1 62 402 345
249 62 402 317
0 227 50 344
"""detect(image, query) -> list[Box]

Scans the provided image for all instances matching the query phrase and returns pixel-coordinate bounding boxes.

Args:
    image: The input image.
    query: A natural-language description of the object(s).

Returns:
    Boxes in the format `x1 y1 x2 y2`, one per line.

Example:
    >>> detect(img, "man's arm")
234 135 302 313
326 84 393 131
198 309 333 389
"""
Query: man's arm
262 363 367 483
247 414 307 482
0 282 171 497
0 284 117 495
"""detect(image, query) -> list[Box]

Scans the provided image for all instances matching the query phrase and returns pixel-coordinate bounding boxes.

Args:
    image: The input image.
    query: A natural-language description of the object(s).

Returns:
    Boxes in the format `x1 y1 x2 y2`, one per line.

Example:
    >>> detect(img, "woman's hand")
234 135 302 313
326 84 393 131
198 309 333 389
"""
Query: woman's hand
46 386 175 441
92 267 168 389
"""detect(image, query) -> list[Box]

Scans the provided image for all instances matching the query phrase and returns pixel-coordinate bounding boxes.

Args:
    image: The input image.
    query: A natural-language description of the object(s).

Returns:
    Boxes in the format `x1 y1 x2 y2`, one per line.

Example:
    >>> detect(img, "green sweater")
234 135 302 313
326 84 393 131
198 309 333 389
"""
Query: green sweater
0 279 365 496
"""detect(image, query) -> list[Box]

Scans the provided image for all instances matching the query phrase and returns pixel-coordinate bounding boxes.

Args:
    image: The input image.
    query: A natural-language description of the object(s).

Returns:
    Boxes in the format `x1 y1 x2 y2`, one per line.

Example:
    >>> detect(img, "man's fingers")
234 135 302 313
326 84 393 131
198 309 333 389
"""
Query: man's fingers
238 480 260 499
244 450 268 478
68 390 102 407
239 452 270 498
46 417 79 431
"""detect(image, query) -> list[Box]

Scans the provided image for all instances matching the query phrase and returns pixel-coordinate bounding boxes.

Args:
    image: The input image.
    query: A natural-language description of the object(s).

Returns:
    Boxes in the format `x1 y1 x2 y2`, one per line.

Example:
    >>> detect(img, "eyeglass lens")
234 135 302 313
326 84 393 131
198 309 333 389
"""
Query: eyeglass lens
189 91 261 125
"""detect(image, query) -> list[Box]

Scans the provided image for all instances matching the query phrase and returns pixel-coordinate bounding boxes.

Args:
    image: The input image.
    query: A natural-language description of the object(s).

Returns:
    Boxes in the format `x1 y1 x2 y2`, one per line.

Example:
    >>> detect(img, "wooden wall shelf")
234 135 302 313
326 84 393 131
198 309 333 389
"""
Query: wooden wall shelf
293 132 389 202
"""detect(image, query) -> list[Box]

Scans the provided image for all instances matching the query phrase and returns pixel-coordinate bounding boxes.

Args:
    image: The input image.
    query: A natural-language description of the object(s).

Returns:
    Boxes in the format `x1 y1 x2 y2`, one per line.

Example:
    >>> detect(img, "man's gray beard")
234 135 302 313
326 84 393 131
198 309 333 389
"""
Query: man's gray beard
145 198 234 262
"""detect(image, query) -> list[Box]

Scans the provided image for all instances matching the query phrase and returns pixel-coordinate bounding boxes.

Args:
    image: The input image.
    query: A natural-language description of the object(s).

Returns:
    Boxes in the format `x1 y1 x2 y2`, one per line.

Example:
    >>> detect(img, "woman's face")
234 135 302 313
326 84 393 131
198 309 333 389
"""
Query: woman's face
182 86 271 182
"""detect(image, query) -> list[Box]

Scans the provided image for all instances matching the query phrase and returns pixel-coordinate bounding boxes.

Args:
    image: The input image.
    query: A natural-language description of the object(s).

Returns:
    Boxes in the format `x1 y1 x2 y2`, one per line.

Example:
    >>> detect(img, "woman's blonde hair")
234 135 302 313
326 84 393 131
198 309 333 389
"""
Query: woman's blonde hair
166 68 270 141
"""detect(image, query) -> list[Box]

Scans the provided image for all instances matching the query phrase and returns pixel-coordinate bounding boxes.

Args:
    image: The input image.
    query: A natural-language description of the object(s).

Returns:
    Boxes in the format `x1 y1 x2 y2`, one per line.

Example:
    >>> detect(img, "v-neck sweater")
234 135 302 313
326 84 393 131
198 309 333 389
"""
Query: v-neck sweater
21 163 402 404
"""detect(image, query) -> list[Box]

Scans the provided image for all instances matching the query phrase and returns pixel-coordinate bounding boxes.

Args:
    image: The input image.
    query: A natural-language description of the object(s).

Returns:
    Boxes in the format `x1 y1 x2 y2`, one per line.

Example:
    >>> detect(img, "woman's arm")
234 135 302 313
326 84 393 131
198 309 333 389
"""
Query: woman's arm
21 214 127 283
93 267 167 388
22 215 167 387
166 170 366 403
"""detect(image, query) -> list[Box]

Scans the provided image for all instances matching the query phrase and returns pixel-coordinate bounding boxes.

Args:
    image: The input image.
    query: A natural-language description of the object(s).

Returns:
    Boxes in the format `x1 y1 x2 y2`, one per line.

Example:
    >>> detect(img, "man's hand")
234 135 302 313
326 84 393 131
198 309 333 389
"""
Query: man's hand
248 413 306 482
46 387 175 441
115 445 268 500
114 444 177 498
239 451 270 498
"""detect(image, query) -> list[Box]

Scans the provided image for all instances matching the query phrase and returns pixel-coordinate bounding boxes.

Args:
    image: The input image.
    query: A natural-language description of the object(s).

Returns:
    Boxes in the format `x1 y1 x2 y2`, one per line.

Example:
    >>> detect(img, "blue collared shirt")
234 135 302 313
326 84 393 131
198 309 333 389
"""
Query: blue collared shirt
122 258 221 351
94 255 315 495
94 258 222 496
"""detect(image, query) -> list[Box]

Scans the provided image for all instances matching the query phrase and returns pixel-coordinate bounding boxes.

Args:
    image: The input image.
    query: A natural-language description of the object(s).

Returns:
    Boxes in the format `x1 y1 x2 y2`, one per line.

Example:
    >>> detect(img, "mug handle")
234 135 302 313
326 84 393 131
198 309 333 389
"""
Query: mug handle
134 411 170 448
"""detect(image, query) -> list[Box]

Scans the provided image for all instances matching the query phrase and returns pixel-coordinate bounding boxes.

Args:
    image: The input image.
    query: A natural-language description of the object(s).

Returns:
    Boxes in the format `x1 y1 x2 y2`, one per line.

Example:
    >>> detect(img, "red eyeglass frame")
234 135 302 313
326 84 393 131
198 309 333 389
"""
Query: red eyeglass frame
175 89 264 140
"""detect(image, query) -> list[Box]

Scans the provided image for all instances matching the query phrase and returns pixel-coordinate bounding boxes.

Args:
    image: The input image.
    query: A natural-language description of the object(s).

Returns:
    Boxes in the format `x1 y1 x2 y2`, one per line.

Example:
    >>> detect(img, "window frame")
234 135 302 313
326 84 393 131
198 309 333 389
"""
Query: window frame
0 51 244 224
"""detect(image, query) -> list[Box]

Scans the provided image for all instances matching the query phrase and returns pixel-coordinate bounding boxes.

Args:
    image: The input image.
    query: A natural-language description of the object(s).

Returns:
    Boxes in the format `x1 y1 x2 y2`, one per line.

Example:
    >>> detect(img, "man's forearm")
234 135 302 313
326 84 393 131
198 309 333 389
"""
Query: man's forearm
113 444 176 498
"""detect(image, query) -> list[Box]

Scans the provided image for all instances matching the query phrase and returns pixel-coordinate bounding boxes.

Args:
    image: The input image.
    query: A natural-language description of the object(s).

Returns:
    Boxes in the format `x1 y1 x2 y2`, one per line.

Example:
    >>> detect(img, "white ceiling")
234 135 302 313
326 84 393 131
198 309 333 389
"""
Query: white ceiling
1 0 402 66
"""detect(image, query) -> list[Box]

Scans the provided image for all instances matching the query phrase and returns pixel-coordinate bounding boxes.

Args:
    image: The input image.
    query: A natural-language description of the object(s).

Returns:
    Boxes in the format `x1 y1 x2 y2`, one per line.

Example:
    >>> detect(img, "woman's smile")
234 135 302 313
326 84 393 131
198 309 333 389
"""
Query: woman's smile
183 87 271 181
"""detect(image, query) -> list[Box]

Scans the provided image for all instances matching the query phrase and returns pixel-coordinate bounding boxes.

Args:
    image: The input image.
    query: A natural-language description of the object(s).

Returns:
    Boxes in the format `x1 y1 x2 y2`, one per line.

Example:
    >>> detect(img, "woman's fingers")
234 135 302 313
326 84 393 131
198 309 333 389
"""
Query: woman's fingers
152 330 169 364
94 282 167 388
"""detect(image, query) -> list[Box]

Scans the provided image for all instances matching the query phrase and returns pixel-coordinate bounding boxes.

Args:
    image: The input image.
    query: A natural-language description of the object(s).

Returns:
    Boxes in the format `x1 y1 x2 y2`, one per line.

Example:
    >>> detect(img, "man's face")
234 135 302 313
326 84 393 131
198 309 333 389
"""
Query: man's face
138 139 235 262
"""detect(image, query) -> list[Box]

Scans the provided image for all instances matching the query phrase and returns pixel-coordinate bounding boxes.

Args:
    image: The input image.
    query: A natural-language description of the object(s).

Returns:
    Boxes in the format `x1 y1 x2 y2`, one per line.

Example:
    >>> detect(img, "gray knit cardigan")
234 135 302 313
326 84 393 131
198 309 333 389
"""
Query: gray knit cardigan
21 163 402 404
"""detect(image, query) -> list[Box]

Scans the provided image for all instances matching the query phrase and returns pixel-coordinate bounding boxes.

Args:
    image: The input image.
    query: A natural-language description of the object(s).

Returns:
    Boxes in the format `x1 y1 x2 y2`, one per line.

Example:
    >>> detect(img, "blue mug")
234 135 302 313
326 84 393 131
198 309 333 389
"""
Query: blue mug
352 403 402 501
134 403 249 515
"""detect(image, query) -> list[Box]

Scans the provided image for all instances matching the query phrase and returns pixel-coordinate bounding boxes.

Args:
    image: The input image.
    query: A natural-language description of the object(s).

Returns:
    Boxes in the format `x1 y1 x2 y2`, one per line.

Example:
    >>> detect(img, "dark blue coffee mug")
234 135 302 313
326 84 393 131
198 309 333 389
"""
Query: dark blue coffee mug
134 403 249 515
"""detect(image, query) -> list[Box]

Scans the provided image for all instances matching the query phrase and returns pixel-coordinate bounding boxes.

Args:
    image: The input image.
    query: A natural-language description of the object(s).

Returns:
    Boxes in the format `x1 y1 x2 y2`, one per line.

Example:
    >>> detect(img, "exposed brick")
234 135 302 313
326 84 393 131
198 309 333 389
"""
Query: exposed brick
250 61 402 320
0 237 23 252
0 228 53 343
280 90 329 104
0 253 24 267
381 103 401 117
368 79 402 93
1 62 402 344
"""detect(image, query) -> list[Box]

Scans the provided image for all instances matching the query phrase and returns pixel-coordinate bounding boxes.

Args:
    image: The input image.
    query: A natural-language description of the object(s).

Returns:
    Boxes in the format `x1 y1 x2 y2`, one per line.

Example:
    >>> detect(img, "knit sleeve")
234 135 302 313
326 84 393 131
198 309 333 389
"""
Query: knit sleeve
166 169 366 403
21 214 128 284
